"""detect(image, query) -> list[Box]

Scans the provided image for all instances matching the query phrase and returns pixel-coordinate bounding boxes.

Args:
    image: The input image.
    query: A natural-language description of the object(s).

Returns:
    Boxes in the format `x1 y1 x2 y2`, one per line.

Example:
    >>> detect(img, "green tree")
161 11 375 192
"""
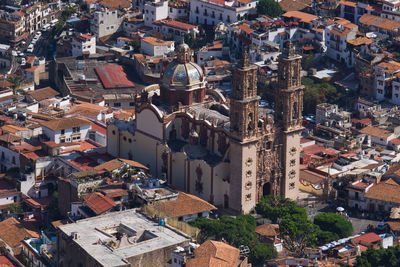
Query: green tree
249 243 278 265
316 230 338 246
184 32 195 48
355 246 400 267
302 78 340 114
189 215 257 248
314 212 353 239
7 75 23 94
255 195 307 223
8 203 23 214
279 214 319 257
256 0 283 18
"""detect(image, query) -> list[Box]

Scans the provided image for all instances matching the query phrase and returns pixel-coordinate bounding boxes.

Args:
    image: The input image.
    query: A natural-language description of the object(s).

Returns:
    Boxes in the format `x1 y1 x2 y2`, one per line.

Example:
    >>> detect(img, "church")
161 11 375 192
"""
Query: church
107 41 304 213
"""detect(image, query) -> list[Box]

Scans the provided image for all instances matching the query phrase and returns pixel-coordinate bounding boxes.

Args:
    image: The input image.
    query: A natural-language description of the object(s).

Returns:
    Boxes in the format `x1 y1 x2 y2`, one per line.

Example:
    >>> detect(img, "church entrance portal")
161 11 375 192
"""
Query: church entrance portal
263 182 271 196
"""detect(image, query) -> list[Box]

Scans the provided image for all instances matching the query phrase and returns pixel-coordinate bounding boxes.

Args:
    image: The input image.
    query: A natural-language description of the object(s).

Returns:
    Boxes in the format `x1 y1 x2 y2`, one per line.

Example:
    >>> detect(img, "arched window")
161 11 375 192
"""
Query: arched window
292 102 298 119
248 112 253 130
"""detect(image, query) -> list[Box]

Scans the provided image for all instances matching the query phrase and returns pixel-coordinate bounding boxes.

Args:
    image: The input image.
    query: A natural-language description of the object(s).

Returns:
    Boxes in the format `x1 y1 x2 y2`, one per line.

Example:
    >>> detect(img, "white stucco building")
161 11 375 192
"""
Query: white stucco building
71 34 96 57
189 0 258 26
90 8 124 39
143 0 168 27
141 36 174 56
41 117 92 144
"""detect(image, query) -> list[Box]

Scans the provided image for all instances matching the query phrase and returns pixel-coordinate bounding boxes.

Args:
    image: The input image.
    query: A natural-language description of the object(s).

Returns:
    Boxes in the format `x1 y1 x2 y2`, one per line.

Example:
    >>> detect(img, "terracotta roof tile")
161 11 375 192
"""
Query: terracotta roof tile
142 36 174 46
347 37 372 46
40 116 91 131
279 0 312 11
0 133 22 143
338 0 357 7
155 191 216 218
359 14 400 31
282 11 317 23
377 61 400 73
330 28 352 38
0 218 38 249
97 0 131 9
352 232 382 245
84 192 116 215
359 126 393 139
0 255 17 266
27 87 59 101
1 125 29 134
187 240 240 267
237 23 254 34
364 179 400 204
94 158 148 172
158 19 197 31
0 80 13 89
387 221 400 231
255 224 279 236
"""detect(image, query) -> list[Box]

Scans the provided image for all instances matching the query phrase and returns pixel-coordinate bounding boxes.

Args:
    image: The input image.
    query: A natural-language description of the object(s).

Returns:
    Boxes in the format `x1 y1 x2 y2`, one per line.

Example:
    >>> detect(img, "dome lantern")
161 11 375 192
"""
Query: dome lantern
177 41 191 63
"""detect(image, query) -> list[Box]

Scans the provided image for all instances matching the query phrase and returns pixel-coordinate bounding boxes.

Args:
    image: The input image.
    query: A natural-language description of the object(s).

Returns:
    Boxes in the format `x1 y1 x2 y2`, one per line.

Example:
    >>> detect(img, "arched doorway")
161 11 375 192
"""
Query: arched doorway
263 182 271 196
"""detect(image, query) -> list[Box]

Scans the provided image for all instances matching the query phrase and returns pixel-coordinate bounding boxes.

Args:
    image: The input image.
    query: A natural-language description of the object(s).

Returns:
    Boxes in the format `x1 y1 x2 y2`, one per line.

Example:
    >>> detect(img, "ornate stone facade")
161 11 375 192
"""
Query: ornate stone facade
107 41 304 213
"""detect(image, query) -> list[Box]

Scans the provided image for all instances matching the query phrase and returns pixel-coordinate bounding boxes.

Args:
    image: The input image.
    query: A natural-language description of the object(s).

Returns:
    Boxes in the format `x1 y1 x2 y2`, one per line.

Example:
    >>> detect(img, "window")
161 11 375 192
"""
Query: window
246 170 252 177
290 159 296 166
289 182 295 189
246 194 251 201
123 136 127 141
197 212 202 217
114 102 121 107
61 129 65 135
129 102 134 106
245 182 252 189
128 138 132 143
72 127 80 133
266 141 271 150
12 156 15 164
112 130 116 135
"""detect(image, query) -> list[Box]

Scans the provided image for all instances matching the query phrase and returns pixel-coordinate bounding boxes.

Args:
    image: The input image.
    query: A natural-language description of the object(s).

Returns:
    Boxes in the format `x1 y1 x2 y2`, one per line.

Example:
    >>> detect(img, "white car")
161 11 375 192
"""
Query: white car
21 58 26 65
31 39 37 44
27 47 34 53
17 51 24 57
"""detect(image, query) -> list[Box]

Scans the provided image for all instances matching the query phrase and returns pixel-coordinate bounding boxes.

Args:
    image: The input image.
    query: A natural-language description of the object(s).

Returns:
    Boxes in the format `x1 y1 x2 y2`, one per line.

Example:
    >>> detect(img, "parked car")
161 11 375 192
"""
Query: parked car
21 58 26 65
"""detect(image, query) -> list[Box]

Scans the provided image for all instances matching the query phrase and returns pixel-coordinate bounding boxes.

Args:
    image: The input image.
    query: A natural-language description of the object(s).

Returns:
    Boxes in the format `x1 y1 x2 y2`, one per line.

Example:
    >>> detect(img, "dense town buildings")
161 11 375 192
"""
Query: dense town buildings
4 0 400 266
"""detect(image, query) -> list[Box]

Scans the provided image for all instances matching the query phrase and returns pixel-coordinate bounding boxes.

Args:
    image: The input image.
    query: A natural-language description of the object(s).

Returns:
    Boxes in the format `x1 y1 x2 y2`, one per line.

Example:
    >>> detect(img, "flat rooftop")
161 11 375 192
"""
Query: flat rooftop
56 55 140 101
58 209 190 266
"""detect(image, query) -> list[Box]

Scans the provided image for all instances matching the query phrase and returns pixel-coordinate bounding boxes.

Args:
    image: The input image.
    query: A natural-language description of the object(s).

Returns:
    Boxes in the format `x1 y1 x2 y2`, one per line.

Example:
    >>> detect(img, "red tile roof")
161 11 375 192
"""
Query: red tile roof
94 64 135 89
84 192 116 215
0 255 17 266
0 218 38 250
40 116 91 131
91 122 107 135
12 11 25 17
77 33 95 41
158 19 197 31
155 191 216 218
390 138 400 145
352 232 382 245
187 240 240 267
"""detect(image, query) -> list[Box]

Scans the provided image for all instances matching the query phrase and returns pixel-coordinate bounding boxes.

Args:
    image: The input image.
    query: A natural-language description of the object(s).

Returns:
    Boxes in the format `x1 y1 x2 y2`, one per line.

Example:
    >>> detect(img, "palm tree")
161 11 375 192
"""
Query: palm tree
7 75 22 94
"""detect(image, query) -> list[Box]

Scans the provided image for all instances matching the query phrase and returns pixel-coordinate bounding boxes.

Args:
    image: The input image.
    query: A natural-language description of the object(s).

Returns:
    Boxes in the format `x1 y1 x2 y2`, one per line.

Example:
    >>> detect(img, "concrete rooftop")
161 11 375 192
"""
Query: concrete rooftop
58 209 190 266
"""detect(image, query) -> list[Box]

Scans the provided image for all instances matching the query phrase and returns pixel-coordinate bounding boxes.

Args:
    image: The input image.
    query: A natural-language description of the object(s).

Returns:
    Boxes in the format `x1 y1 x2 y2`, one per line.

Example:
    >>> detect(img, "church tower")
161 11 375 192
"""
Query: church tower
274 41 304 200
229 51 260 213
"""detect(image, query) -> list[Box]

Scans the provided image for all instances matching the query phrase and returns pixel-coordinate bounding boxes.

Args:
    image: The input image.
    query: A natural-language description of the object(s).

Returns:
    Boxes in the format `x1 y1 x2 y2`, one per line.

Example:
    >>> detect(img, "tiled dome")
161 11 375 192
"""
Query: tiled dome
162 61 204 88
